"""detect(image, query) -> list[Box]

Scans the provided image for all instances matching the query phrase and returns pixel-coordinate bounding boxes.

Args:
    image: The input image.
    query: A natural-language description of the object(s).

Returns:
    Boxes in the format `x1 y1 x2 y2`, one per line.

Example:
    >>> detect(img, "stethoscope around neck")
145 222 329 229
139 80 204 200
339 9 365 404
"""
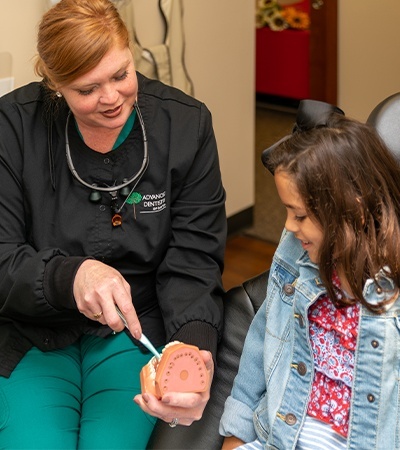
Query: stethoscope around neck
65 102 149 226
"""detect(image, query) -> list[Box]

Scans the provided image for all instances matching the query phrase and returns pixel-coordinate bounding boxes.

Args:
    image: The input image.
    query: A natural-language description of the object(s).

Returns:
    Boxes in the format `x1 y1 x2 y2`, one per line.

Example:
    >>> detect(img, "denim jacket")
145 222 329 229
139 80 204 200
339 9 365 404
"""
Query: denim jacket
220 230 400 449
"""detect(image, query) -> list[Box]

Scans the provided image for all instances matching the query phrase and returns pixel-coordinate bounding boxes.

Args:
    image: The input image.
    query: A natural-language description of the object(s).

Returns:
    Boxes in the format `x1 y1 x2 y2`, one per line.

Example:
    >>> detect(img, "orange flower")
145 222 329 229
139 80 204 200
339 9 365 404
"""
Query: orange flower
281 7 310 30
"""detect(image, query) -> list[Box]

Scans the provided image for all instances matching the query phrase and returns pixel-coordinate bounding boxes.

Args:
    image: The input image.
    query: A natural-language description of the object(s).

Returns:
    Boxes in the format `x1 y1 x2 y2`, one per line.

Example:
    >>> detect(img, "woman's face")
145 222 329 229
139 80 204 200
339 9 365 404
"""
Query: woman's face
275 170 323 263
59 45 137 132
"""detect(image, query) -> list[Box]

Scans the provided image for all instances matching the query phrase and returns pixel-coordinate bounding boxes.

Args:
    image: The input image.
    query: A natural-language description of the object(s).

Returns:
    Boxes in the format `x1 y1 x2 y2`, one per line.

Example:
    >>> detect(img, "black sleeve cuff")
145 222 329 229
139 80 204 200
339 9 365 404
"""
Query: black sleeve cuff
43 255 93 311
170 320 219 363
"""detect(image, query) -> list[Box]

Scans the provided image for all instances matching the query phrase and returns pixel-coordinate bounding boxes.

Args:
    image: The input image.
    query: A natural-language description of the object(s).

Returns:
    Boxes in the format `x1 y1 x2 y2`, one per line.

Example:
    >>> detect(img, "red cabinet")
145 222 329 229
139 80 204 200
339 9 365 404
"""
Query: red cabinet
255 27 310 100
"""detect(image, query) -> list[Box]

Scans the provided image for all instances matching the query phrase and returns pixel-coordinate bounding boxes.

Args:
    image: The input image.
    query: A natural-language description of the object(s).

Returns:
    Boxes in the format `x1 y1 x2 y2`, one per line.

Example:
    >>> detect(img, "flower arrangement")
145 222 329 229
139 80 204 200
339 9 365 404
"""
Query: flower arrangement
256 0 310 31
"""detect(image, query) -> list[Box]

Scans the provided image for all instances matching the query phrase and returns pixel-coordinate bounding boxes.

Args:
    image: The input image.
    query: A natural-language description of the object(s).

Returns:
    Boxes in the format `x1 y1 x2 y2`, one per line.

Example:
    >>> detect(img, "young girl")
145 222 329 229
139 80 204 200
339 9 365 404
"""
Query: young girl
219 100 400 449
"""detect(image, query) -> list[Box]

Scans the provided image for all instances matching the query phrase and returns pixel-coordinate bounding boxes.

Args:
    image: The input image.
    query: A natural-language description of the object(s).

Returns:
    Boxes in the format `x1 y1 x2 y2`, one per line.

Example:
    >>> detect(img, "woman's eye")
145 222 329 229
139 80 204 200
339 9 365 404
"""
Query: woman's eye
78 88 94 96
295 215 306 222
116 71 128 81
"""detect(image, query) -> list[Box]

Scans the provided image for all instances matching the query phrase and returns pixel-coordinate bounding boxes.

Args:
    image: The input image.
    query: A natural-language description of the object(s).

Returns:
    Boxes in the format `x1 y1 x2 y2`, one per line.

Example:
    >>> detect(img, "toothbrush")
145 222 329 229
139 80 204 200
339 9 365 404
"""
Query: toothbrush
115 305 161 361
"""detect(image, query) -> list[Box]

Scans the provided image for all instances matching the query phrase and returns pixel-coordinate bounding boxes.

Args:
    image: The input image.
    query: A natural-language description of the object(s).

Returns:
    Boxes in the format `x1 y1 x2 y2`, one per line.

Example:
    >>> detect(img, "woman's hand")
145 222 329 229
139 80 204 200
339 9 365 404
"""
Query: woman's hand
133 350 214 426
73 259 141 337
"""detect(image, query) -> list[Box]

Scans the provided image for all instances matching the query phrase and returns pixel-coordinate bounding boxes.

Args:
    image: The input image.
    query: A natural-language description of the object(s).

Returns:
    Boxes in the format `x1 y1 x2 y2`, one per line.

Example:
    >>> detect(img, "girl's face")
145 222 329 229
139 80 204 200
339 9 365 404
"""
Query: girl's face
275 170 323 263
59 45 137 132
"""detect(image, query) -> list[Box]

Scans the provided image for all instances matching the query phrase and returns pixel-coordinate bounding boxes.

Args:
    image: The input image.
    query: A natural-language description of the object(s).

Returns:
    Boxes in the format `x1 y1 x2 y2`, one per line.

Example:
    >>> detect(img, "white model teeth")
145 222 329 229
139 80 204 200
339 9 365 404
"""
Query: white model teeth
149 341 181 378
164 341 180 350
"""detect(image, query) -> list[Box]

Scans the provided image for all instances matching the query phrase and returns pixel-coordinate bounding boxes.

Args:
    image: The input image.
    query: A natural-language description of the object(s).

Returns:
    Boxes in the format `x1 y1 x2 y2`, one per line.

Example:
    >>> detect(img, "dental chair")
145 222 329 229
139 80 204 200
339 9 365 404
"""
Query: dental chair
366 92 400 161
146 92 400 449
146 269 269 450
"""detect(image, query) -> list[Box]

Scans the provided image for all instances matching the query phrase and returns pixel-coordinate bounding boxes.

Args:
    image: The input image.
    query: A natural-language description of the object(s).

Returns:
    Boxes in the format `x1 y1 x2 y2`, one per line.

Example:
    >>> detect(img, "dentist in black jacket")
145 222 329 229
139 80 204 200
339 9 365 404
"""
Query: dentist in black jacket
0 1 226 448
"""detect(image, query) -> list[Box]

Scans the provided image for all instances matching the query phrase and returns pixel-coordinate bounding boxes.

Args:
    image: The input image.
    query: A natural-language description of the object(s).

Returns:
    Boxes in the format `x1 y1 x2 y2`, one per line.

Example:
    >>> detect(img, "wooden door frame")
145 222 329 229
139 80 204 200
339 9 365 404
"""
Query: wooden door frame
309 0 338 104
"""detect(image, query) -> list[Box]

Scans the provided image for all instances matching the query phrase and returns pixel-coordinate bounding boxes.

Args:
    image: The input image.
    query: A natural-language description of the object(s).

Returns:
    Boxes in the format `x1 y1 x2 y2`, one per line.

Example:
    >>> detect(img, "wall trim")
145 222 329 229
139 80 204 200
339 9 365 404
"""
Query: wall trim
227 206 254 236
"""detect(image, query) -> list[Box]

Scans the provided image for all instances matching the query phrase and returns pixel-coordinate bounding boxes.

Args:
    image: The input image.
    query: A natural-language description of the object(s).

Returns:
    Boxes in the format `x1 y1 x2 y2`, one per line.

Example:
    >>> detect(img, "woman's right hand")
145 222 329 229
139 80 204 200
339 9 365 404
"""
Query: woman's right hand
73 259 141 338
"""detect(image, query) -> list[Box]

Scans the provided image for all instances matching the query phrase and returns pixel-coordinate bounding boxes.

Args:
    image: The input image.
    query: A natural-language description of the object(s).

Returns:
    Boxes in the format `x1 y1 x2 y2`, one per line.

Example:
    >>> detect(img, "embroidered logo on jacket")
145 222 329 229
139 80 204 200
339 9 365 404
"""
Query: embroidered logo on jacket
140 191 166 214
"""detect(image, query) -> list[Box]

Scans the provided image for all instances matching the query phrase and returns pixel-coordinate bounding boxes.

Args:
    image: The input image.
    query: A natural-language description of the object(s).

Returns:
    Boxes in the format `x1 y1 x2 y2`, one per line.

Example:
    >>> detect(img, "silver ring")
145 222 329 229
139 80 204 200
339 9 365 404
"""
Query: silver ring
169 417 179 428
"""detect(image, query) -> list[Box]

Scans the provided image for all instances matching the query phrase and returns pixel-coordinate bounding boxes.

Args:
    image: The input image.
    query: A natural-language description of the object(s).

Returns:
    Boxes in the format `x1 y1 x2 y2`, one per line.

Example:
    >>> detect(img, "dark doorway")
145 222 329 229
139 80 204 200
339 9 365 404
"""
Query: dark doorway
309 0 338 104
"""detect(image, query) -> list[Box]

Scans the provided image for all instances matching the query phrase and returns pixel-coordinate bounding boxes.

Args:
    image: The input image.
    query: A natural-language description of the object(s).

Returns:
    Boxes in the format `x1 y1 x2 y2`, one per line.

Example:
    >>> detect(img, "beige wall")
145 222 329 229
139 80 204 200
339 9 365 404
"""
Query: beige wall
338 0 400 121
0 1 46 86
1 0 400 216
183 1 255 218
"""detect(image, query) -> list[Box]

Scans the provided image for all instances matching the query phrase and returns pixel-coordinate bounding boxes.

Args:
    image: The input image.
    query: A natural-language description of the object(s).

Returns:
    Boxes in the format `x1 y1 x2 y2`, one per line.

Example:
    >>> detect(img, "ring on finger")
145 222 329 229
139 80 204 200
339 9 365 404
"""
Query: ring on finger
93 311 103 320
169 417 179 428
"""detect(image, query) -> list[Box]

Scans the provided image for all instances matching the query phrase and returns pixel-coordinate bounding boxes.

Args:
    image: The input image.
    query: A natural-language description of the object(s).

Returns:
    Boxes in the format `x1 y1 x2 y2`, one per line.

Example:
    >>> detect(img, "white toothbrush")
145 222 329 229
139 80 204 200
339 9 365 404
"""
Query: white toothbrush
115 305 161 361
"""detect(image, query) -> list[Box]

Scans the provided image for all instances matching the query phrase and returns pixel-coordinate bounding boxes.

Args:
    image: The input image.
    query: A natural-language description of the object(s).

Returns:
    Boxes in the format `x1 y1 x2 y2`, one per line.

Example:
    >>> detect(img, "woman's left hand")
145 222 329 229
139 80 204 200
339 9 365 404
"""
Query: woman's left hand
133 350 214 426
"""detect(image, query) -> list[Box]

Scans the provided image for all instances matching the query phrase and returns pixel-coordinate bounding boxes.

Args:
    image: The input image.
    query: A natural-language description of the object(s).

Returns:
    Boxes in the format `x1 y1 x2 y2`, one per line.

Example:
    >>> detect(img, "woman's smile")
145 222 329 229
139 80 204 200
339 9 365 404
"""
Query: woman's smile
101 104 123 118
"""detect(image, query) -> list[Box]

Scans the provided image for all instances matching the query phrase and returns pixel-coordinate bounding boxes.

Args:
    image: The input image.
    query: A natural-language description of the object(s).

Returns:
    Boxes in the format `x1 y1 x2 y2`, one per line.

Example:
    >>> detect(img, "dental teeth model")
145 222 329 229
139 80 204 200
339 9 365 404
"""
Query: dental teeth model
140 341 209 399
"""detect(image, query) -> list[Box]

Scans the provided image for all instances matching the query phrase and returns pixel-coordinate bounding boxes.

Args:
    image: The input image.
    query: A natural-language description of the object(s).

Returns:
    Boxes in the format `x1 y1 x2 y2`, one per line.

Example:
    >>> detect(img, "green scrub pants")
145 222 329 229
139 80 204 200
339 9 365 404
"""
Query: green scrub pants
0 332 157 449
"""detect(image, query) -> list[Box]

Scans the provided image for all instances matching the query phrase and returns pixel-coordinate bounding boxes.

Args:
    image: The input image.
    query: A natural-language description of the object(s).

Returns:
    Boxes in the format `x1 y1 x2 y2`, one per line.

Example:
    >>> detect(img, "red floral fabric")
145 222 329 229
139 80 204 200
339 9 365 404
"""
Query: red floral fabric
306 273 360 437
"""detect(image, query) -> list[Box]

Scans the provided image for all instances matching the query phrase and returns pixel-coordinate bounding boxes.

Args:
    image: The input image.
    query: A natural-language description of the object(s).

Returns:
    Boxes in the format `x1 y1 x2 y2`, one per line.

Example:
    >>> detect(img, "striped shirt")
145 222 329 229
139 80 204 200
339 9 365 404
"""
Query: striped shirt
234 417 347 449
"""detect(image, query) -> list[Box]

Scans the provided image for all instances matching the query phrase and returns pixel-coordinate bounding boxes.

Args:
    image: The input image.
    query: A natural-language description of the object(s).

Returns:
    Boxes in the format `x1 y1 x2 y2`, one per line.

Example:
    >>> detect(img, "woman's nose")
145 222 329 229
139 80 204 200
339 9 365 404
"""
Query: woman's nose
99 85 118 104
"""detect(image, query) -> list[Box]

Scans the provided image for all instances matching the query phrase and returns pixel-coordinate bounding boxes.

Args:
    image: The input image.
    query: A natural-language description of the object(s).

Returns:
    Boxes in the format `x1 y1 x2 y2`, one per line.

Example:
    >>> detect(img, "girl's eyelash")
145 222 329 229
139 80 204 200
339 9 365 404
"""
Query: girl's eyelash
295 215 306 222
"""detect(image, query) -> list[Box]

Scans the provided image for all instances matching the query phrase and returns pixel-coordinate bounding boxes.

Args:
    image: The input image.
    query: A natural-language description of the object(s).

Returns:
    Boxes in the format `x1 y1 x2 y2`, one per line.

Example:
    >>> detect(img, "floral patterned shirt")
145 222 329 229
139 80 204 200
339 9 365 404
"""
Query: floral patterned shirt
307 273 360 437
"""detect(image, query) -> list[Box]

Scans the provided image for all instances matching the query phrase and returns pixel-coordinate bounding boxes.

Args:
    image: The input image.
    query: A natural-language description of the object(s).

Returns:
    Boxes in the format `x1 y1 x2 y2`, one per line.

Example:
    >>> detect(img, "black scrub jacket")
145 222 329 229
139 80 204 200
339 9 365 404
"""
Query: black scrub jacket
0 72 226 377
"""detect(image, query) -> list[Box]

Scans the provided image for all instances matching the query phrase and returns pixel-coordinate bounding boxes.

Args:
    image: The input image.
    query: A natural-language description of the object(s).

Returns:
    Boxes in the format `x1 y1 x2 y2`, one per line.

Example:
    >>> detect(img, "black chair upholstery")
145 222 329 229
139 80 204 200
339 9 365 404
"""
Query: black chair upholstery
147 91 400 450
147 271 269 449
367 92 400 162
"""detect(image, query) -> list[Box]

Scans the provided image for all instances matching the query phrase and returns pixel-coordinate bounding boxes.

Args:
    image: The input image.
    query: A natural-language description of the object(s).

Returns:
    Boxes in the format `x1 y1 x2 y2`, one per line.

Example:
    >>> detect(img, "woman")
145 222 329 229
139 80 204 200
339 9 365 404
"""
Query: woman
0 0 226 448
219 101 400 449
